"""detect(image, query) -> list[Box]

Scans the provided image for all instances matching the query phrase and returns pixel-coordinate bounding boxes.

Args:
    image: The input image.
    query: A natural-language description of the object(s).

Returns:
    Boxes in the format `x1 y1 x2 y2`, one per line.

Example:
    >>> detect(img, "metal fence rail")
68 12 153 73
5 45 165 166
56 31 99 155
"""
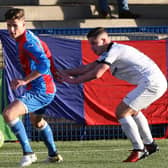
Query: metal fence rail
24 116 168 141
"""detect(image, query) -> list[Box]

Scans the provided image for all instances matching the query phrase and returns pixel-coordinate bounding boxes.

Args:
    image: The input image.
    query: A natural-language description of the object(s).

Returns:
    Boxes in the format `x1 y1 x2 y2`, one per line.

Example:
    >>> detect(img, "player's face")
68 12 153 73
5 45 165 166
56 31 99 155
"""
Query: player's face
6 18 25 39
88 35 107 55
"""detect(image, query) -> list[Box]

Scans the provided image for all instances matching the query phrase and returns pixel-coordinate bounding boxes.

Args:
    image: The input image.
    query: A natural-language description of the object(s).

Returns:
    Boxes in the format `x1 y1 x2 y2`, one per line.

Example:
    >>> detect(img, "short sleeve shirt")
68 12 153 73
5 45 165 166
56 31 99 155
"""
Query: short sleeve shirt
97 42 163 84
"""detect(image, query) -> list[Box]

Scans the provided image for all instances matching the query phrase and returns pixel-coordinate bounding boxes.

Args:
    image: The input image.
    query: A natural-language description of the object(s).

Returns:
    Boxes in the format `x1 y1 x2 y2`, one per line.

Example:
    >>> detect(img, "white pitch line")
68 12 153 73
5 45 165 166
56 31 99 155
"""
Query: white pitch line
0 148 124 155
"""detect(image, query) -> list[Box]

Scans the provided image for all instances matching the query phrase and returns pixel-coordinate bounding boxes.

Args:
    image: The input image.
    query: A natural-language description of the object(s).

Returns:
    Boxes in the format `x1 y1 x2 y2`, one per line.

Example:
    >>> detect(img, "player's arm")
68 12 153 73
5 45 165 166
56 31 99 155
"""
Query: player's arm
11 40 48 90
57 61 99 82
10 71 41 90
25 41 51 74
22 71 41 84
10 41 51 90
62 62 110 84
40 40 56 75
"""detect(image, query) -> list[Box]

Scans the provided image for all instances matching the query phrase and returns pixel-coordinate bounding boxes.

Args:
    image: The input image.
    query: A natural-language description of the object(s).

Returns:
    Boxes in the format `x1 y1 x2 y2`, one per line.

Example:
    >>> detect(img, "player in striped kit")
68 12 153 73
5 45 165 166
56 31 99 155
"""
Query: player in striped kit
3 8 63 167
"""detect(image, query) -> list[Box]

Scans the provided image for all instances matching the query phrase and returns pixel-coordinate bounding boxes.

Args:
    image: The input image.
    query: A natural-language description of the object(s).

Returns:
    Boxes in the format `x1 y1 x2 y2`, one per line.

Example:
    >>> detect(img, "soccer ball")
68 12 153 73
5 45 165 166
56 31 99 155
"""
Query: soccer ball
0 130 4 148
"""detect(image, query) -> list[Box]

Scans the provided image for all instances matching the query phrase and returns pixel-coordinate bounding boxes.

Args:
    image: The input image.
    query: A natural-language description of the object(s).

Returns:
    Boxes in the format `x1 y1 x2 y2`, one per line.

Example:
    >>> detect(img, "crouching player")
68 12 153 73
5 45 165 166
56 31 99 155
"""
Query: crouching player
58 27 167 162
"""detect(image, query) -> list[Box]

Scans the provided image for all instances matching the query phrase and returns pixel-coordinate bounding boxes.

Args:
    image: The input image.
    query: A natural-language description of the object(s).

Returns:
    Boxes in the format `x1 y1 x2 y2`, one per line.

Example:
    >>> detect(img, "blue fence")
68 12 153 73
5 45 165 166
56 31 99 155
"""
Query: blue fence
31 26 168 35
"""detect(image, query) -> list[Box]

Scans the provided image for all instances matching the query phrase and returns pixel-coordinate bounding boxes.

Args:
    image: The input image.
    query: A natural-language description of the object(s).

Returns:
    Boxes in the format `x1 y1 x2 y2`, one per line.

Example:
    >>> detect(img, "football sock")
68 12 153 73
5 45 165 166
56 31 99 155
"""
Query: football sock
8 118 33 154
119 116 144 150
133 112 153 144
38 121 57 156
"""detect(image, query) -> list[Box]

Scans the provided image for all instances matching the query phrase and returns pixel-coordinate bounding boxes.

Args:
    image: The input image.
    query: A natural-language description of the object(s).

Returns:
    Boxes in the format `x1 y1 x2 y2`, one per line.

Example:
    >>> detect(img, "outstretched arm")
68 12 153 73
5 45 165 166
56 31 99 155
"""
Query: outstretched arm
59 61 98 76
62 62 110 84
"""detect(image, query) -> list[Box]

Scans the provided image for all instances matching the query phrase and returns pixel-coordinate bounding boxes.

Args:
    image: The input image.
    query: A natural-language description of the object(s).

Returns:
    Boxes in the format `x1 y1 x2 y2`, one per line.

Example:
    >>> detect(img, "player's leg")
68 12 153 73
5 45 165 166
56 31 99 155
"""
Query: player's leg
116 102 148 162
30 112 63 162
119 78 167 162
131 78 167 155
133 111 153 144
3 91 55 167
3 100 36 167
133 111 159 155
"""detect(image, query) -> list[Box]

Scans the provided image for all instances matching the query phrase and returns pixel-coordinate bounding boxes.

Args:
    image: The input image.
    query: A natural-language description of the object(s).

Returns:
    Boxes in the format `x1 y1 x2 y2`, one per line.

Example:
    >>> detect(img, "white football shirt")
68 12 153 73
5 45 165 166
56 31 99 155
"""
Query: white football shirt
97 42 164 85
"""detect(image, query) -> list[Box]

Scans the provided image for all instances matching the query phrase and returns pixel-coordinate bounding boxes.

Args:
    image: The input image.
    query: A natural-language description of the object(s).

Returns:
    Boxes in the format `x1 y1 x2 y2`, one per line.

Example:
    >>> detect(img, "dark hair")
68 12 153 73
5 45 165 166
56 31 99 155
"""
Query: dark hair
4 8 25 20
87 27 107 38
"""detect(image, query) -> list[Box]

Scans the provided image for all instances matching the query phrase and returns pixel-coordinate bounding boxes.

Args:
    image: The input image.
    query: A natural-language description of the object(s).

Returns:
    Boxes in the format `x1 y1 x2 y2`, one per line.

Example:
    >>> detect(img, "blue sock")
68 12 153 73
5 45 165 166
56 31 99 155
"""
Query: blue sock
39 122 57 156
9 118 33 154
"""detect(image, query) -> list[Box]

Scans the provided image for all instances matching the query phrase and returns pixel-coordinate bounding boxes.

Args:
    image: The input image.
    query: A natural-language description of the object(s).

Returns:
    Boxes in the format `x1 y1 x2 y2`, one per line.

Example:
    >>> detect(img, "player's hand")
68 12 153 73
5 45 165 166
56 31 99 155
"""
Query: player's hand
62 76 76 84
54 70 69 83
10 79 27 90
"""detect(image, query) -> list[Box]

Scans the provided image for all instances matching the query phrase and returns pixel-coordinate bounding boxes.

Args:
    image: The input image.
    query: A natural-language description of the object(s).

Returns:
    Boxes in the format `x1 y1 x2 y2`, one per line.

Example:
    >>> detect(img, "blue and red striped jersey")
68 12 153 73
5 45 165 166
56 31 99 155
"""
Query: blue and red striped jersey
16 30 56 94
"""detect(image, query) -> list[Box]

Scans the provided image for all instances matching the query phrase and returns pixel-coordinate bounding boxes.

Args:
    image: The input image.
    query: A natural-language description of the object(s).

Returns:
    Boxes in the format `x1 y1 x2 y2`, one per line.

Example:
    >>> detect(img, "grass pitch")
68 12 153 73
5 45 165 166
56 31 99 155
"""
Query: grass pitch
0 139 168 168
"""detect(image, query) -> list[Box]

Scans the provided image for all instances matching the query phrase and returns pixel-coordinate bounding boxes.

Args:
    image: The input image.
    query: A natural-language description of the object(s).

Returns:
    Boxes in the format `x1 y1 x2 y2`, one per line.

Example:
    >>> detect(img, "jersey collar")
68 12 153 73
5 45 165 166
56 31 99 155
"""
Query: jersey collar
106 42 113 52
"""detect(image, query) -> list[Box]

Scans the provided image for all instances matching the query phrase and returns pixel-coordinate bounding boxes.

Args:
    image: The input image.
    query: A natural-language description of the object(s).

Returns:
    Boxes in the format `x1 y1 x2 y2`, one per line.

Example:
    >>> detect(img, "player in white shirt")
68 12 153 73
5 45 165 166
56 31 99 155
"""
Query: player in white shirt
58 27 167 162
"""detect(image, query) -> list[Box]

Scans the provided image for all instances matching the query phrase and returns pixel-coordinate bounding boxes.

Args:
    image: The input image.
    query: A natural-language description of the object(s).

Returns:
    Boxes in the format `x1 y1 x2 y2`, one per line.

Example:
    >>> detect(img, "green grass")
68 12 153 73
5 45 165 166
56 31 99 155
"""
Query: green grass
0 139 168 168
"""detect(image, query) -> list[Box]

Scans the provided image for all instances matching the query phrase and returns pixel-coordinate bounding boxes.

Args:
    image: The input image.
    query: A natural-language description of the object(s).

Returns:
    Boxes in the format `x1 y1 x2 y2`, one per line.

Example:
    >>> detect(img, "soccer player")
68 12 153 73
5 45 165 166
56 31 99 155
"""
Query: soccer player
3 8 63 167
58 27 167 162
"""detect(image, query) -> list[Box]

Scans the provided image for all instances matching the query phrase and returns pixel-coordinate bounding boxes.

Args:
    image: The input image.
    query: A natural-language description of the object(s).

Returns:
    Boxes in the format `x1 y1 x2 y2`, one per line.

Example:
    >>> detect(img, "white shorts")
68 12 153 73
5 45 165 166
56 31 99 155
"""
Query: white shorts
123 75 167 111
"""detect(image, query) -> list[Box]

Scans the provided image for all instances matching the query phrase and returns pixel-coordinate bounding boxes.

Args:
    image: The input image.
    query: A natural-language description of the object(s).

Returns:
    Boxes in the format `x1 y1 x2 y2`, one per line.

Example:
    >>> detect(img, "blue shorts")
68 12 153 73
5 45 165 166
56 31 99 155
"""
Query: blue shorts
17 91 55 114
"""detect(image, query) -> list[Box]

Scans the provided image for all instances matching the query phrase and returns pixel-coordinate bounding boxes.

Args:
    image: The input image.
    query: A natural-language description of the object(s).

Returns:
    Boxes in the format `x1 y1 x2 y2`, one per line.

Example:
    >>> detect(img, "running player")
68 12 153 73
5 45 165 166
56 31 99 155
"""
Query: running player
58 27 167 162
3 8 63 167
